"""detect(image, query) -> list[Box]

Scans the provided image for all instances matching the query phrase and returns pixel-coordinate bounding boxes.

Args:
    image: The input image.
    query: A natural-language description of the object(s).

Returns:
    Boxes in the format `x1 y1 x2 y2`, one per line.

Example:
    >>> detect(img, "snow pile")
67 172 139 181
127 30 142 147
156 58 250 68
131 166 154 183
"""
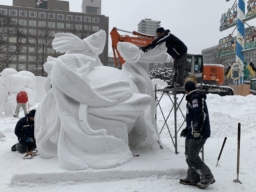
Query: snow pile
35 31 169 170
0 69 37 116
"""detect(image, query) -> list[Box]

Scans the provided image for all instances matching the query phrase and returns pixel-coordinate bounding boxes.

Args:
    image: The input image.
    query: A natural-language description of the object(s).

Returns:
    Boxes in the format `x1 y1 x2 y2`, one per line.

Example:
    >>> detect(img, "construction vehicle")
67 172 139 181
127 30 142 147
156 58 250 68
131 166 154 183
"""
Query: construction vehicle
110 27 234 96
250 78 256 95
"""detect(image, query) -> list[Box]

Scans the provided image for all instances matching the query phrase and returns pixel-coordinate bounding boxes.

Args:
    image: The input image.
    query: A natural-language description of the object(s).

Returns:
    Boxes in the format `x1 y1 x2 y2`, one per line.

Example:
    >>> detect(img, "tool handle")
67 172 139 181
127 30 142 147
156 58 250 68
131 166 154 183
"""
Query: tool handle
217 137 227 161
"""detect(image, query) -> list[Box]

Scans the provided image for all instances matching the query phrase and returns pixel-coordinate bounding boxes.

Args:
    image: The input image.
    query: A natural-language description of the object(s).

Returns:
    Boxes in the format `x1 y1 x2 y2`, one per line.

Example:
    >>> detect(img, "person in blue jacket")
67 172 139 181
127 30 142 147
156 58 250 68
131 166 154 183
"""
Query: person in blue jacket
141 27 187 87
11 109 36 153
180 81 215 189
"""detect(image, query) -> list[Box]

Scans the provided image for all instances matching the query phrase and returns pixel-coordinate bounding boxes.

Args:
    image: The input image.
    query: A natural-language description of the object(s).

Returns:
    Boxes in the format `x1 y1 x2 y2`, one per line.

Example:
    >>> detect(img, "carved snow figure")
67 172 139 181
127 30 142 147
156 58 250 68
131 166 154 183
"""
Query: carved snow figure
118 42 169 148
44 30 106 92
35 31 168 170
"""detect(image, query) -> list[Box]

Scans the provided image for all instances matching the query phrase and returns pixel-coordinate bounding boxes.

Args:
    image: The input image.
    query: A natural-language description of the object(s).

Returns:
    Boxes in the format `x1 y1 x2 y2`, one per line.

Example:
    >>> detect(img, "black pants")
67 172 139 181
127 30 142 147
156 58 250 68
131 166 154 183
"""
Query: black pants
172 53 187 86
185 138 214 182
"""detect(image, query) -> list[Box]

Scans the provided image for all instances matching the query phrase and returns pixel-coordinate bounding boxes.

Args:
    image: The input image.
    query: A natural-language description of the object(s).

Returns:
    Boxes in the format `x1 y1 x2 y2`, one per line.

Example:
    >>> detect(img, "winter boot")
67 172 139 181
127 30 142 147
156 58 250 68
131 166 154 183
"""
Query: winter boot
197 177 215 189
179 178 198 186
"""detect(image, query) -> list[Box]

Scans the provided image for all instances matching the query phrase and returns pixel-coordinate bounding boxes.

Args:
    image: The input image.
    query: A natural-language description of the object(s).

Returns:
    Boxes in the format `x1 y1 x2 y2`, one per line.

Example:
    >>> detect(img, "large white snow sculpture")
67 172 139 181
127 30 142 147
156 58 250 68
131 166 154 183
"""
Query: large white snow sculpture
35 31 168 170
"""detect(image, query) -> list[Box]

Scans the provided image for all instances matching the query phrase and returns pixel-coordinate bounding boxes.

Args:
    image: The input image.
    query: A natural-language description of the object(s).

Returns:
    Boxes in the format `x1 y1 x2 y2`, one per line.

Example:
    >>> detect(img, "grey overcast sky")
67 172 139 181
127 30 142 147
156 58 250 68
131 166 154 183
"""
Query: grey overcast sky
1 0 256 54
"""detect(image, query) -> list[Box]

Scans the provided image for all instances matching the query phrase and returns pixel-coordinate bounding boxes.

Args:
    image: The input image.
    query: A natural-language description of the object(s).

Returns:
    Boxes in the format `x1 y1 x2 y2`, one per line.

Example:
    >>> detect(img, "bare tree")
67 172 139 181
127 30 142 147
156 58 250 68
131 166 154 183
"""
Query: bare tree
29 27 55 76
0 14 27 71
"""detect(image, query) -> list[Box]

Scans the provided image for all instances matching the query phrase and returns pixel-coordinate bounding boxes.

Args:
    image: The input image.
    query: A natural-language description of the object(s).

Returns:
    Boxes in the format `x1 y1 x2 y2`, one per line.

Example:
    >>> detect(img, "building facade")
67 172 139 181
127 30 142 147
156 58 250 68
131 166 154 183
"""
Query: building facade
138 18 160 36
82 0 101 15
0 0 108 75
202 26 256 69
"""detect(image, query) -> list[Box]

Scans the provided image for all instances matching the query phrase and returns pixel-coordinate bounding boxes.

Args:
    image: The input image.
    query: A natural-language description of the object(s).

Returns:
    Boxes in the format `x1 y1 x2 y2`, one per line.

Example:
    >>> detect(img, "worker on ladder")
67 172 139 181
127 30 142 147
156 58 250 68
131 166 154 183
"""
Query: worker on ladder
141 27 187 88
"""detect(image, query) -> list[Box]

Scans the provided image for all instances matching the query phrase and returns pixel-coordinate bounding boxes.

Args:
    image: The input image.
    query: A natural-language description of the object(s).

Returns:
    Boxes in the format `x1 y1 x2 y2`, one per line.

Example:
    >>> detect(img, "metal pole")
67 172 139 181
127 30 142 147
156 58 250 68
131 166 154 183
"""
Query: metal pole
236 0 245 84
216 137 227 167
233 123 242 184
174 82 178 154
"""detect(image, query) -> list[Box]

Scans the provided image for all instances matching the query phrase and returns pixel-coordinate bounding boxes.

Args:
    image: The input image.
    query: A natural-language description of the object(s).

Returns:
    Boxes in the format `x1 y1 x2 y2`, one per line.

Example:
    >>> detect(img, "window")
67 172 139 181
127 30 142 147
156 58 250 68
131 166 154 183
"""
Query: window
8 64 17 69
0 8 7 15
19 10 27 17
86 6 98 14
11 19 17 24
9 10 17 16
29 29 36 35
28 47 36 53
18 55 27 62
18 64 27 71
1 46 7 52
92 17 100 23
66 23 73 29
8 46 16 52
28 56 34 62
20 47 27 53
38 21 46 27
84 25 91 31
92 26 99 32
75 24 82 30
84 16 91 23
38 12 46 18
28 38 36 44
48 13 55 19
48 22 55 28
29 20 37 27
19 28 27 34
57 23 64 29
28 64 35 70
9 37 17 43
19 37 27 43
19 19 27 26
29 11 37 18
49 31 56 37
66 15 73 21
75 16 82 22
57 14 64 20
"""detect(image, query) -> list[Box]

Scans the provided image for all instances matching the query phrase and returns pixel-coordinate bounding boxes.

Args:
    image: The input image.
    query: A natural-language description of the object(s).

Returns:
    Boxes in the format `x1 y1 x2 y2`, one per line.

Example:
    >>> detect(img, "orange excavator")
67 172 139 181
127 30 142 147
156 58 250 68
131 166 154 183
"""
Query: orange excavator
110 27 233 95
110 27 155 67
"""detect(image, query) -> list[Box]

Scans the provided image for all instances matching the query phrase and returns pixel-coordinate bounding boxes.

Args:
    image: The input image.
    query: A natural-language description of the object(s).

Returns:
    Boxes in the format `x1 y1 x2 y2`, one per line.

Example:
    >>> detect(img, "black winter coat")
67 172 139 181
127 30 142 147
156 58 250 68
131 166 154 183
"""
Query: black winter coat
148 30 187 60
185 90 211 139
14 115 35 141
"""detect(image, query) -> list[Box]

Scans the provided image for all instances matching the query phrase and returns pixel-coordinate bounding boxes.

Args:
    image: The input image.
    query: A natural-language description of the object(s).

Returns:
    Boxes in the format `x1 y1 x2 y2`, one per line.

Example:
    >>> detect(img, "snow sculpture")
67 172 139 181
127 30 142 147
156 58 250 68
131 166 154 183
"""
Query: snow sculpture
43 30 106 92
0 68 37 116
119 42 169 147
35 31 168 170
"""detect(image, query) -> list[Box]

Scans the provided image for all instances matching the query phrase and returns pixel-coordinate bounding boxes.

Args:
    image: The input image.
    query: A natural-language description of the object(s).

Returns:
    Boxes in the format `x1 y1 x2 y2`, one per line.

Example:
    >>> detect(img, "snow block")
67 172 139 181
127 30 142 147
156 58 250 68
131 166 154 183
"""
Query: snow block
10 146 186 185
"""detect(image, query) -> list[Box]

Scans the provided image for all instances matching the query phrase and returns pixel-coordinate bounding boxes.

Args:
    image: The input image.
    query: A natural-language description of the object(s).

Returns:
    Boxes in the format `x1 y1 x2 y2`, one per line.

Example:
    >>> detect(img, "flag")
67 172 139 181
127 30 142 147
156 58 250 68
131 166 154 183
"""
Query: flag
38 0 42 4
247 63 256 76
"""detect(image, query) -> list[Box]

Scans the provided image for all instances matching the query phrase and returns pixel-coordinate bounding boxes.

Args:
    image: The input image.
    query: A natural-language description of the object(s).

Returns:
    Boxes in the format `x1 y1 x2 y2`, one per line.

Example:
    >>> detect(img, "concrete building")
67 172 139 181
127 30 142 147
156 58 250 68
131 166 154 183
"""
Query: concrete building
82 0 101 15
0 0 109 75
138 18 160 36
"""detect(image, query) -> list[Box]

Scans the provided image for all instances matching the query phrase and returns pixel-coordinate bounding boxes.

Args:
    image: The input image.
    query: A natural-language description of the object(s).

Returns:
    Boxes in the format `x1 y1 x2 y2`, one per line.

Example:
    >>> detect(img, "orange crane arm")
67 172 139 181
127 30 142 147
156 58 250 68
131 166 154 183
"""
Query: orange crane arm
110 27 155 67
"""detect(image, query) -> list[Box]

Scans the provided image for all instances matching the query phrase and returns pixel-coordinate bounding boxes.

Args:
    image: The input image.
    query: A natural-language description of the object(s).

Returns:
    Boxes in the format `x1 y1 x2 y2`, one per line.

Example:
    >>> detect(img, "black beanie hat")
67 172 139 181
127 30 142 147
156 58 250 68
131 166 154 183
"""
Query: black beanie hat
156 27 165 33
185 81 196 92
29 109 36 118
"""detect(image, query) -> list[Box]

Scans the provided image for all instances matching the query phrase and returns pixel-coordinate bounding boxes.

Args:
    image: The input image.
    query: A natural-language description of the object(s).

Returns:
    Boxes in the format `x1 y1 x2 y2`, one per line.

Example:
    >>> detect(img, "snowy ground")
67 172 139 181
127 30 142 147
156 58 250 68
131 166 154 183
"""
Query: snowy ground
1 91 256 191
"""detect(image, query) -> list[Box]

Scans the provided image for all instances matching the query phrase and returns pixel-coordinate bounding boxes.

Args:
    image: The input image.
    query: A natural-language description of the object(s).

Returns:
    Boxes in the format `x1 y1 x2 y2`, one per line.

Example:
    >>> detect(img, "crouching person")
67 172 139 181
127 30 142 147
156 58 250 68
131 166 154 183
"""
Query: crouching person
180 81 215 189
11 109 36 153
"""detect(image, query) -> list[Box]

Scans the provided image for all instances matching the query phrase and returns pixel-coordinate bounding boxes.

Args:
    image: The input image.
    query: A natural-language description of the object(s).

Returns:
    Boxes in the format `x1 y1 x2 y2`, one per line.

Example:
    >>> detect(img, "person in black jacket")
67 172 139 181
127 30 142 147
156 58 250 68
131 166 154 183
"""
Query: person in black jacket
179 81 215 189
141 27 187 87
11 109 36 153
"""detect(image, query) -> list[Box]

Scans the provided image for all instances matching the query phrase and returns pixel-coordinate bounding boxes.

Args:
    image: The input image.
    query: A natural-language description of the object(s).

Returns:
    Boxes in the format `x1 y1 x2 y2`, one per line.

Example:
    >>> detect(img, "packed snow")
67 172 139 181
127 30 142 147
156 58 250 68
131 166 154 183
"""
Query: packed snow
1 90 256 191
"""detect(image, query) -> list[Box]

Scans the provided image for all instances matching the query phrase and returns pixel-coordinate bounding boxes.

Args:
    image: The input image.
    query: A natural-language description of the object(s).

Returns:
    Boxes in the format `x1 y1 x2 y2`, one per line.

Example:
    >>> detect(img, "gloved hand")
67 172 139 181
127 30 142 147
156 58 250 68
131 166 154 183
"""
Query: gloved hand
193 130 202 141
180 128 188 137
26 137 35 143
